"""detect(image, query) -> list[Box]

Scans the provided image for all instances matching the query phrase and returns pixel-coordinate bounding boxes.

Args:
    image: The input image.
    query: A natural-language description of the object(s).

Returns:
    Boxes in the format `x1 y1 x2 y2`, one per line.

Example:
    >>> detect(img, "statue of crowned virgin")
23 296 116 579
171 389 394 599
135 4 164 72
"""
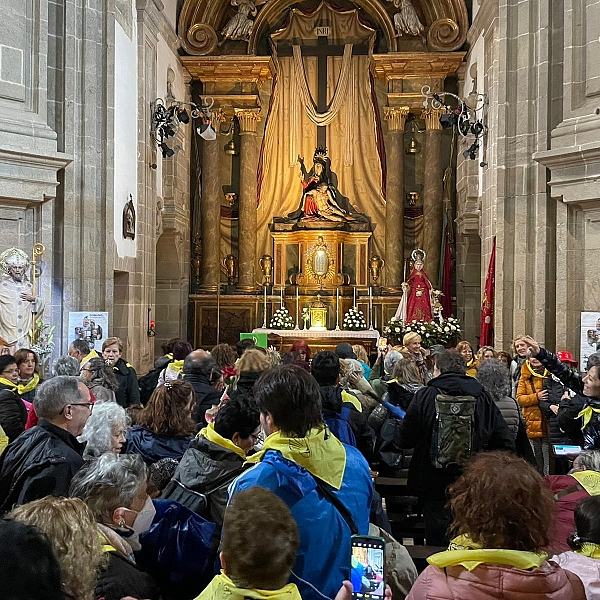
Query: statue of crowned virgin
394 249 435 323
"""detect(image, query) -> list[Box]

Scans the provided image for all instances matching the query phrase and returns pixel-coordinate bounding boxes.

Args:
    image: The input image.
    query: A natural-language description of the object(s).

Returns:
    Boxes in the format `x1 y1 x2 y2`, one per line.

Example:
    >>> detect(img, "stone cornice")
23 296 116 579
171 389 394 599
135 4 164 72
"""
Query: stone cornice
467 0 499 46
181 56 275 85
371 52 466 82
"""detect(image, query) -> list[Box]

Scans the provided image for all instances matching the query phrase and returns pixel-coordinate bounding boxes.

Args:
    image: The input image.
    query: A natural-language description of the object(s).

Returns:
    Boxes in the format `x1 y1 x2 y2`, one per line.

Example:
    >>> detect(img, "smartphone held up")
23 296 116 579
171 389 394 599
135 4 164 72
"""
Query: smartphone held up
350 535 386 600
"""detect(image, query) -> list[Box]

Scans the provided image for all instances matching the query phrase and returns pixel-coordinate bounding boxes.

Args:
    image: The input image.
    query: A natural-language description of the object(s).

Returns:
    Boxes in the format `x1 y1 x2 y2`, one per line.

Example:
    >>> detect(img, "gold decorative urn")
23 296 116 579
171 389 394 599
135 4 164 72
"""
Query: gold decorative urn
369 255 385 285
259 254 273 286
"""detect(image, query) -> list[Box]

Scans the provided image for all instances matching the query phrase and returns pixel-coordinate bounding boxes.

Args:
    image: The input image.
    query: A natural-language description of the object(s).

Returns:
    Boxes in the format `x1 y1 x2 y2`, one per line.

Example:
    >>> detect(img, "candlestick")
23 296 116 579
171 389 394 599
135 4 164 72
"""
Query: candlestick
280 285 283 308
369 286 373 330
335 288 340 330
295 287 300 329
263 285 267 328
353 286 357 308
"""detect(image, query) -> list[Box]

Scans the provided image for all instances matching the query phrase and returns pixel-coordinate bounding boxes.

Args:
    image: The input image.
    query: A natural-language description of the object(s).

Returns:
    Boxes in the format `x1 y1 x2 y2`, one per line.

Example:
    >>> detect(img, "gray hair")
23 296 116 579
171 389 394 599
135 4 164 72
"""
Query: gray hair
384 351 403 375
477 359 511 402
340 359 364 387
69 453 148 524
577 450 600 472
85 357 119 391
34 376 83 419
53 355 80 377
79 403 130 458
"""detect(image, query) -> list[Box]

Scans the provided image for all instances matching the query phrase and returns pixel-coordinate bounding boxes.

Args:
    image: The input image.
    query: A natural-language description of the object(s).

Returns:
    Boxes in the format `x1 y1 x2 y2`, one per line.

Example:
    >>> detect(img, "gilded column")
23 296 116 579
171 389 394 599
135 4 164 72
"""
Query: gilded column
421 108 445 287
384 106 409 290
235 108 261 292
200 110 226 291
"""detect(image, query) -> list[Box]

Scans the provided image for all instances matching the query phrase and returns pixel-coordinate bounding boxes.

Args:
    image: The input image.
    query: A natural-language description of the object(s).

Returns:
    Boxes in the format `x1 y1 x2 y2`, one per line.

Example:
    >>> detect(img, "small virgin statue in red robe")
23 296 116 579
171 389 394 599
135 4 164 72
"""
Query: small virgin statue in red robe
394 249 434 322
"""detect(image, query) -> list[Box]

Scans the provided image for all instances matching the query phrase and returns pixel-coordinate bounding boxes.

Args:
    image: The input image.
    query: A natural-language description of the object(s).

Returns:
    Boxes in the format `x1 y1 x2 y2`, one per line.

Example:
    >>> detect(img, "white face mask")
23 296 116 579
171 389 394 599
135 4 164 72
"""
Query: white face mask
120 496 156 546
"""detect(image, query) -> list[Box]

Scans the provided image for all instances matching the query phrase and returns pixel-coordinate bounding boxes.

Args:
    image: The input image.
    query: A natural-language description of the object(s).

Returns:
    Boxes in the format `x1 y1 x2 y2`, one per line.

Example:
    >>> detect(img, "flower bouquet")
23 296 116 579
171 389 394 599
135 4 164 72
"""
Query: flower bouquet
384 316 461 347
269 307 295 330
342 306 367 331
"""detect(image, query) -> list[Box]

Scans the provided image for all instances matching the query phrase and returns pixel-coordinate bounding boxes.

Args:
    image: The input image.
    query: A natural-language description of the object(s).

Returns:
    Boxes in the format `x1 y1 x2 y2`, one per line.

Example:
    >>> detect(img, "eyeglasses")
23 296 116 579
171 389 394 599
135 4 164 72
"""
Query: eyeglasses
63 402 94 413
250 431 264 444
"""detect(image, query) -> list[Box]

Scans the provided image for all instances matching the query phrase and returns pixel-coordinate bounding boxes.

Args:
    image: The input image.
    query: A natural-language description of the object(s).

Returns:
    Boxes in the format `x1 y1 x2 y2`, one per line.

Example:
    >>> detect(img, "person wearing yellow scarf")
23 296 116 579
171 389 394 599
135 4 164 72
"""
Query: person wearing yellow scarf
196 488 302 600
551 496 600 600
229 366 372 600
0 355 28 442
17 372 39 397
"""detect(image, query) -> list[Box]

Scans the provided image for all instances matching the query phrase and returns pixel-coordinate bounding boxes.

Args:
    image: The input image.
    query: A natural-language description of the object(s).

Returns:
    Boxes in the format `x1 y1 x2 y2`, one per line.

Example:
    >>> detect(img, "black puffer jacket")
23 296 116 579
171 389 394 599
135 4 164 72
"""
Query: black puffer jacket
393 372 515 501
540 375 574 445
112 358 141 408
0 420 85 511
161 433 244 530
96 551 160 600
0 382 27 442
386 381 423 412
228 371 262 401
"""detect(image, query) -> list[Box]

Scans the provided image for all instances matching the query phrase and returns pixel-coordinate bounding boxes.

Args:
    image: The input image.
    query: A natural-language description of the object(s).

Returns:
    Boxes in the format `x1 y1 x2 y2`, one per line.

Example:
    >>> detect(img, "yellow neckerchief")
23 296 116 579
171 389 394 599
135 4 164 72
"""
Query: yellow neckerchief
165 353 173 360
578 405 600 429
97 530 117 554
168 359 184 374
341 390 363 412
199 422 246 459
576 542 600 559
245 425 347 490
0 377 17 391
571 470 600 495
196 572 302 600
466 358 474 368
525 360 549 379
428 535 547 572
81 349 99 365
17 373 39 395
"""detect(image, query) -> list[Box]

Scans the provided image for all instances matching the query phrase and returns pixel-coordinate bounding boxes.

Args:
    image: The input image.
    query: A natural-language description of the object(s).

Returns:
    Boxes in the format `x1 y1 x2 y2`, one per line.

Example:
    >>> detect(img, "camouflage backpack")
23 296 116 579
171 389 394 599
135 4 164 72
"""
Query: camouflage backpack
431 392 476 469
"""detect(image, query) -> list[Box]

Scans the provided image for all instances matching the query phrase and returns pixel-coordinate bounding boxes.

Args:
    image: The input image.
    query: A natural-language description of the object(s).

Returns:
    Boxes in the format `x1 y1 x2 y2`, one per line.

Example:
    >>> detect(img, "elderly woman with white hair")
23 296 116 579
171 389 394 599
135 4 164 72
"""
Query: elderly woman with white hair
340 358 378 411
79 402 130 458
369 348 404 399
69 453 160 600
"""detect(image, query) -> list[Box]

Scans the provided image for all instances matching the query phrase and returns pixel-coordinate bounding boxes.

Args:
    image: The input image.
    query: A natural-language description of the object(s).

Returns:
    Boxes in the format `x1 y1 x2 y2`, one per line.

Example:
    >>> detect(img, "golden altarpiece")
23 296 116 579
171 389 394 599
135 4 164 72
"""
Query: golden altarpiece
181 0 466 349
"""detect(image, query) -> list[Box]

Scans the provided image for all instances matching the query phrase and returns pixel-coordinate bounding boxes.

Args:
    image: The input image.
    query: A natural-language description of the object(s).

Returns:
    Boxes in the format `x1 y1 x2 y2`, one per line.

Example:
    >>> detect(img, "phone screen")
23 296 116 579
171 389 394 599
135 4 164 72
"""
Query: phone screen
350 537 385 600
378 337 387 348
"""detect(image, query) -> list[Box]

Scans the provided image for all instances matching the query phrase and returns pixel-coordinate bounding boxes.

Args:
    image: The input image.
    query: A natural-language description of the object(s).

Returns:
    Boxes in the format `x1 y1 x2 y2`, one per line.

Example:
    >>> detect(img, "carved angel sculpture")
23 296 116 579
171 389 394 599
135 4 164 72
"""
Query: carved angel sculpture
220 0 257 44
392 0 425 38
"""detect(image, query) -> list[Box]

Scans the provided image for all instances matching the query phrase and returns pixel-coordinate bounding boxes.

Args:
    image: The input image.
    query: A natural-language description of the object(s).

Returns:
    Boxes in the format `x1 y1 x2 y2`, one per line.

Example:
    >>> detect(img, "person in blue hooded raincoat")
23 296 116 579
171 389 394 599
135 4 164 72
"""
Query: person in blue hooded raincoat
227 365 373 600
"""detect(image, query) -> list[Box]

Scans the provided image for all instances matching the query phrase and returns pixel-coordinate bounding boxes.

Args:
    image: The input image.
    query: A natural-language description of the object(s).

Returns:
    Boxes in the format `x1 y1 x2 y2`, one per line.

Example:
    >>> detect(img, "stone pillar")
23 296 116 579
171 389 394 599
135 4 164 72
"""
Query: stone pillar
200 110 225 291
383 106 409 290
235 108 261 292
421 108 445 287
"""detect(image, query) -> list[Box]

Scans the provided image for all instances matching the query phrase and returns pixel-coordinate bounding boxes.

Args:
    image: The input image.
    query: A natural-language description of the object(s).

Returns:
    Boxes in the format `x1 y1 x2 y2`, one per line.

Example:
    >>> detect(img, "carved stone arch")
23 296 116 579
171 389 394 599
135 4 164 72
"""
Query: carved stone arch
248 0 397 54
177 0 468 55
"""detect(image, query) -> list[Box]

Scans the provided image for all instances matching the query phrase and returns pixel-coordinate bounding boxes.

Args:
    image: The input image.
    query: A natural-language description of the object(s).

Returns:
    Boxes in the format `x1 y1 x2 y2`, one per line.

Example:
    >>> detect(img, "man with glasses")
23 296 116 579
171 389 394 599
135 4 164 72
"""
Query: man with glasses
0 376 92 511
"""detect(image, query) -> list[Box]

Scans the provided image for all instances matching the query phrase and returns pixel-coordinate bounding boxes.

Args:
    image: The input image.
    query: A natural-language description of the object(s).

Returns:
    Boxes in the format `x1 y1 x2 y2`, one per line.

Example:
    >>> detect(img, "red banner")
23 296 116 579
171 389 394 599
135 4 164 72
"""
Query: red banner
480 237 496 346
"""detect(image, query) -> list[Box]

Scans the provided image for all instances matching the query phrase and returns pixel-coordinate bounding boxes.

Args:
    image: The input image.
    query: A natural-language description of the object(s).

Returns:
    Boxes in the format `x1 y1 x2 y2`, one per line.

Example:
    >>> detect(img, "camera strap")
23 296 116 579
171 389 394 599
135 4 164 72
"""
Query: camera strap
311 474 359 535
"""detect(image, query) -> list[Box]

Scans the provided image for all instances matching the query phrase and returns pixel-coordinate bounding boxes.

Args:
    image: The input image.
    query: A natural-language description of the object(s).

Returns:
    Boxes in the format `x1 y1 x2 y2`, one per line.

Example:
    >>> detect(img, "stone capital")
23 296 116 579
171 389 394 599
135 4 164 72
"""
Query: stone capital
421 108 446 130
384 106 409 132
235 108 262 134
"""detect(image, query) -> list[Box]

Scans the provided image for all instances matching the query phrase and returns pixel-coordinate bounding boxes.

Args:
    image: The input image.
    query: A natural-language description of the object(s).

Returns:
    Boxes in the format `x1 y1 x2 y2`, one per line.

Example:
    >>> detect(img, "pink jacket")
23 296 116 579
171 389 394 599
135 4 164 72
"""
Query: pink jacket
406 561 585 600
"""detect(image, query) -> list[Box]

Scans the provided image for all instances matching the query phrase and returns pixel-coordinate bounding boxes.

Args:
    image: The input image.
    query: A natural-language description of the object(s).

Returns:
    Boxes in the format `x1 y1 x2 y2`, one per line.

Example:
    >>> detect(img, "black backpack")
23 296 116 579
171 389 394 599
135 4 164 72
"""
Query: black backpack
431 392 476 469
138 366 164 405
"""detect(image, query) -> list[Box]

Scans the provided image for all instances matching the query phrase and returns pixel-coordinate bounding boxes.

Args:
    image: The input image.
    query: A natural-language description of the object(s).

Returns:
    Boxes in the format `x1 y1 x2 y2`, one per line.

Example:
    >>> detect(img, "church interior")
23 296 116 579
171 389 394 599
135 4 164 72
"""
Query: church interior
1 0 599 370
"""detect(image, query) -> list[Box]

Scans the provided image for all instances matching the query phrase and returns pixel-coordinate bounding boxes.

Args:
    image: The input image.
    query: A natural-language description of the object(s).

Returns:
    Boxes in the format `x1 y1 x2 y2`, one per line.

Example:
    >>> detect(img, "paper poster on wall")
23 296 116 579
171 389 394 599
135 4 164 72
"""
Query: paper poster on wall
68 312 109 351
580 312 600 371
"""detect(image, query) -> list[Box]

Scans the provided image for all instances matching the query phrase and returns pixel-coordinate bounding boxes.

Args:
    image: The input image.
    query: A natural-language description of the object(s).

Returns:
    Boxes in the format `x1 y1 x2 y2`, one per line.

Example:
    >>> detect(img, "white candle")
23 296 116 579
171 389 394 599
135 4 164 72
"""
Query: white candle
296 287 299 328
353 286 357 308
336 288 339 329
280 285 283 308
369 286 373 329
263 285 267 328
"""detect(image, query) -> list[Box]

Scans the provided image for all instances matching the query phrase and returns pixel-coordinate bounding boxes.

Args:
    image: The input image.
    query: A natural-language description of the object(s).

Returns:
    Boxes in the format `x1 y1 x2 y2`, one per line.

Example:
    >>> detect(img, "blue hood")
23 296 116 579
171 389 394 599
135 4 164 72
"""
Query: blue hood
125 425 193 465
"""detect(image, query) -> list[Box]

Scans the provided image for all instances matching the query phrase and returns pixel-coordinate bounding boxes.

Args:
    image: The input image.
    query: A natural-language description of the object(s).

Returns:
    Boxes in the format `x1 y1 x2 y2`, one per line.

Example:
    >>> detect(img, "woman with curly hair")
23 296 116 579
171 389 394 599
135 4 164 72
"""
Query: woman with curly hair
476 345 496 362
9 496 105 600
406 452 586 600
125 379 195 464
211 343 238 372
79 402 130 457
80 356 119 403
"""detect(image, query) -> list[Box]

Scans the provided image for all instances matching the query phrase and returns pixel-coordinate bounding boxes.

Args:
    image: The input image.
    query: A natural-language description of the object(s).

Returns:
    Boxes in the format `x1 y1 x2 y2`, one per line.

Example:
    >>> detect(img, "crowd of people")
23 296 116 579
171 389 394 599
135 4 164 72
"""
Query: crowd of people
1 331 600 600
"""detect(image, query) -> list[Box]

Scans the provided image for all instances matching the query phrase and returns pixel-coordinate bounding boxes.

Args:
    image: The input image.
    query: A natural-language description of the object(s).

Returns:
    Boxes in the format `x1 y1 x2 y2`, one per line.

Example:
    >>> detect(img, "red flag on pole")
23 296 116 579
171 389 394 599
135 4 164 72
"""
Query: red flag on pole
480 237 496 346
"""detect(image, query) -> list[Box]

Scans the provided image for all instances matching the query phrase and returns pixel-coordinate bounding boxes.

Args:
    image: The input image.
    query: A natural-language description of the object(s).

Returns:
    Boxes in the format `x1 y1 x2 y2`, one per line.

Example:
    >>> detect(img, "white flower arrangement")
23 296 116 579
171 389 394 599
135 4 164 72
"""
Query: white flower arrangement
342 306 367 331
384 316 462 347
270 307 295 330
